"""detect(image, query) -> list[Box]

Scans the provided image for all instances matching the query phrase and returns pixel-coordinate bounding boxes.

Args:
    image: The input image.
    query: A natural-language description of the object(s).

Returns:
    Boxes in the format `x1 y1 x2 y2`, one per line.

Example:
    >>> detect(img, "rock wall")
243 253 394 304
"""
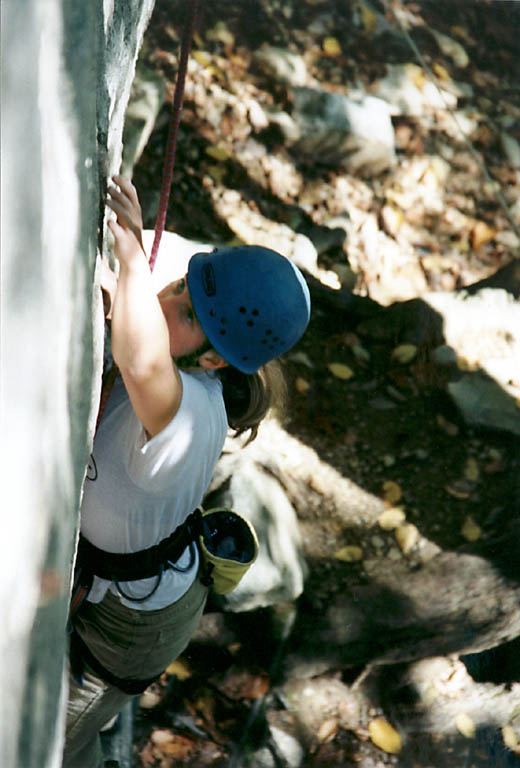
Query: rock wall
0 1 155 765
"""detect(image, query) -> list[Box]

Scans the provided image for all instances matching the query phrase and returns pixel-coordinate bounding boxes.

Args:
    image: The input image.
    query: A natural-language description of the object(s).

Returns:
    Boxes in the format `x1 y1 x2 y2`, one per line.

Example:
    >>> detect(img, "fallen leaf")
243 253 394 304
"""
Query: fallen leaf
151 729 175 747
433 62 451 81
455 713 476 739
395 523 419 554
317 718 339 743
502 725 519 751
359 2 378 34
368 718 402 754
207 165 226 183
378 508 406 530
322 37 341 56
166 657 192 680
328 362 354 380
192 50 212 67
456 356 479 372
335 545 363 562
445 484 470 499
295 377 310 395
382 480 402 505
464 457 479 483
471 220 496 249
461 516 481 542
139 689 162 709
391 344 417 364
289 351 314 367
436 414 459 436
205 144 232 161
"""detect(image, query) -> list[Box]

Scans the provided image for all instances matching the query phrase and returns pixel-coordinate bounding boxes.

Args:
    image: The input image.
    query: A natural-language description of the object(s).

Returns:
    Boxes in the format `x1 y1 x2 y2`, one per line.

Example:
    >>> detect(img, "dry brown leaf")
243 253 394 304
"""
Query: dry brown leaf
455 713 476 739
471 220 496 249
382 480 402 505
445 484 470 499
461 516 481 542
368 718 402 754
295 377 310 395
328 362 354 380
335 545 363 562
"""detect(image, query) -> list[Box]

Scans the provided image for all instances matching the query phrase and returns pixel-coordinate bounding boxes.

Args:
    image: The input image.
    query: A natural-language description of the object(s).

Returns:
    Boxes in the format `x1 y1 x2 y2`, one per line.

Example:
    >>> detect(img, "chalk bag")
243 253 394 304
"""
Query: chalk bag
198 507 258 594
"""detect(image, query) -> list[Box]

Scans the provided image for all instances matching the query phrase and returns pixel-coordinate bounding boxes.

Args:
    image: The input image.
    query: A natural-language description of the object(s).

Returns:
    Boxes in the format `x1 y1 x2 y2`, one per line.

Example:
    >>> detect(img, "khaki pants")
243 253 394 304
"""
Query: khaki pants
62 576 208 768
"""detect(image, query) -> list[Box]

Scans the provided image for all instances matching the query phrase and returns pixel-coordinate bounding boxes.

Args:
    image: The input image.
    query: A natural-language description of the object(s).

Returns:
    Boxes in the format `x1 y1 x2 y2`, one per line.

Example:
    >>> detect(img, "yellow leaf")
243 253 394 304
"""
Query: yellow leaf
335 545 363 562
192 50 212 67
382 480 402 505
166 657 192 680
391 344 417 364
502 725 518 751
455 713 476 739
378 507 406 530
322 37 341 56
205 144 232 161
461 516 481 542
433 62 451 80
207 165 226 183
328 362 354 380
395 523 419 554
464 457 479 483
368 718 402 754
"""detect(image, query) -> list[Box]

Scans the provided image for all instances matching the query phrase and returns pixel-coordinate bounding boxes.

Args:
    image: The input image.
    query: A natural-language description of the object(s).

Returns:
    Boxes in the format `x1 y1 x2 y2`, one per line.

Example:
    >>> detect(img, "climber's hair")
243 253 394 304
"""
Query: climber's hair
217 359 287 443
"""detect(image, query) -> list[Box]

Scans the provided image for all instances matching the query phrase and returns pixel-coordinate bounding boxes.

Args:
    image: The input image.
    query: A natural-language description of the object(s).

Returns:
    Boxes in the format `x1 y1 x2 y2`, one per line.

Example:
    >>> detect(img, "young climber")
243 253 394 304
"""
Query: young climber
62 176 310 768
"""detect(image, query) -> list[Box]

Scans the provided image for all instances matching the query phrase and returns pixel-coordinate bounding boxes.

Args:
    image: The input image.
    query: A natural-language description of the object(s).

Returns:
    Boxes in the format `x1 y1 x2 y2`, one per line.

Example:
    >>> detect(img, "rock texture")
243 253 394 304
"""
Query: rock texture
1 2 155 766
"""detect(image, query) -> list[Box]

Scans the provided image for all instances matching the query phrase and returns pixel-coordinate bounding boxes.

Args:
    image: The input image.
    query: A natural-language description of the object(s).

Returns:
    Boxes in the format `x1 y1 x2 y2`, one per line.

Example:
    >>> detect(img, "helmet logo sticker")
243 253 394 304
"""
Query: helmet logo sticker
201 263 216 296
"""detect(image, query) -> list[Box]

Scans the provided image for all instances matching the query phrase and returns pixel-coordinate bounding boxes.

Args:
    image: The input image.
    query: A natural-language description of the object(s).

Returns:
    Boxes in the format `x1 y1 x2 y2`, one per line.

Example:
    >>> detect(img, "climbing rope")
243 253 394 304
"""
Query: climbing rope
149 0 200 272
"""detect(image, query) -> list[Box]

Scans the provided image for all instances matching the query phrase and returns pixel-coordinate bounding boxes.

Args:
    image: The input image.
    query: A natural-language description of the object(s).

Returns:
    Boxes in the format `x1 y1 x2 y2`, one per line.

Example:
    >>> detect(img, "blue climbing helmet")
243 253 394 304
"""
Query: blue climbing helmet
187 245 311 374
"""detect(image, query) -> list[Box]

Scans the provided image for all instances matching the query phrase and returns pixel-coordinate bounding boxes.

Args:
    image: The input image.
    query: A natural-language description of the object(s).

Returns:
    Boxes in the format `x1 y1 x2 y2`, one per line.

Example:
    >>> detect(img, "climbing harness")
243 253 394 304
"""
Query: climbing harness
69 507 258 693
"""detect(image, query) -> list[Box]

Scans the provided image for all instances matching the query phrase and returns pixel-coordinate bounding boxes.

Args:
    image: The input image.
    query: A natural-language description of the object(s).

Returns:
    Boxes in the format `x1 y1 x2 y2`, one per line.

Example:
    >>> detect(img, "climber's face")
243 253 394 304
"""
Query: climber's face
157 276 207 359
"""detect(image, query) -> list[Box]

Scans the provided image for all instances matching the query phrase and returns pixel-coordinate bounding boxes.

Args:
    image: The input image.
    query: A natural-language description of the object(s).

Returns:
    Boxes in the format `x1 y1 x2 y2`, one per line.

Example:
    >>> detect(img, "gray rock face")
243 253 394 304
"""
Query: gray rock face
1 2 155 765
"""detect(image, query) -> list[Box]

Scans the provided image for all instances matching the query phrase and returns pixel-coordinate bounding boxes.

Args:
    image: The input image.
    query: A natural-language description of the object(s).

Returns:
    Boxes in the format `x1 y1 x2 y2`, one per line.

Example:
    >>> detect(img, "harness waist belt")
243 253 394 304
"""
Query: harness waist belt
76 508 204 582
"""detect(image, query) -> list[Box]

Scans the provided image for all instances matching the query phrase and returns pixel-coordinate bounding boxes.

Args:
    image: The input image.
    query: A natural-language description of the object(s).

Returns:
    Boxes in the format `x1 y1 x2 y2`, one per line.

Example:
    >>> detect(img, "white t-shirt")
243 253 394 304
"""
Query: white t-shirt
80 369 228 610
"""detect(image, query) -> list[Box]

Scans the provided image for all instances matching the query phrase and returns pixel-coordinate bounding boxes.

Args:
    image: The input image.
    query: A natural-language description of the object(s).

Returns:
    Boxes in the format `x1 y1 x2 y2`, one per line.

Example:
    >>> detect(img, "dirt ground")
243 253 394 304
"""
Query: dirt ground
125 1 520 765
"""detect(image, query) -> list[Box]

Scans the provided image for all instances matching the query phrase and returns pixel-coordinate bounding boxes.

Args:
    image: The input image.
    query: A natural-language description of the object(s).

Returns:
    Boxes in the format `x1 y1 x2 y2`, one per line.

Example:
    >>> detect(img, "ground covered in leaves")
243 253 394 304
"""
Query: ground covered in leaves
127 1 520 765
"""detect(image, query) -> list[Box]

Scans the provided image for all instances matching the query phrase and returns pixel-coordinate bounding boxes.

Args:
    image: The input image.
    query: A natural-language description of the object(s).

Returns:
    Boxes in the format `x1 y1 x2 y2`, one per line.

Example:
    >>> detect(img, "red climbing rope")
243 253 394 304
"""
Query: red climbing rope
148 0 200 272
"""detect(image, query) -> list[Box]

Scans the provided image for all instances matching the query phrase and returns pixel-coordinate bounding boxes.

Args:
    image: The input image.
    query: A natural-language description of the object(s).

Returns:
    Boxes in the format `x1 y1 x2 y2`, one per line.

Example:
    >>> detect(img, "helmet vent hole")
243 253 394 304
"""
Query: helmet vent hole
219 329 227 335
220 317 227 324
252 309 259 316
210 310 216 317
242 356 248 361
273 336 279 342
265 329 272 335
239 306 247 314
247 320 254 327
